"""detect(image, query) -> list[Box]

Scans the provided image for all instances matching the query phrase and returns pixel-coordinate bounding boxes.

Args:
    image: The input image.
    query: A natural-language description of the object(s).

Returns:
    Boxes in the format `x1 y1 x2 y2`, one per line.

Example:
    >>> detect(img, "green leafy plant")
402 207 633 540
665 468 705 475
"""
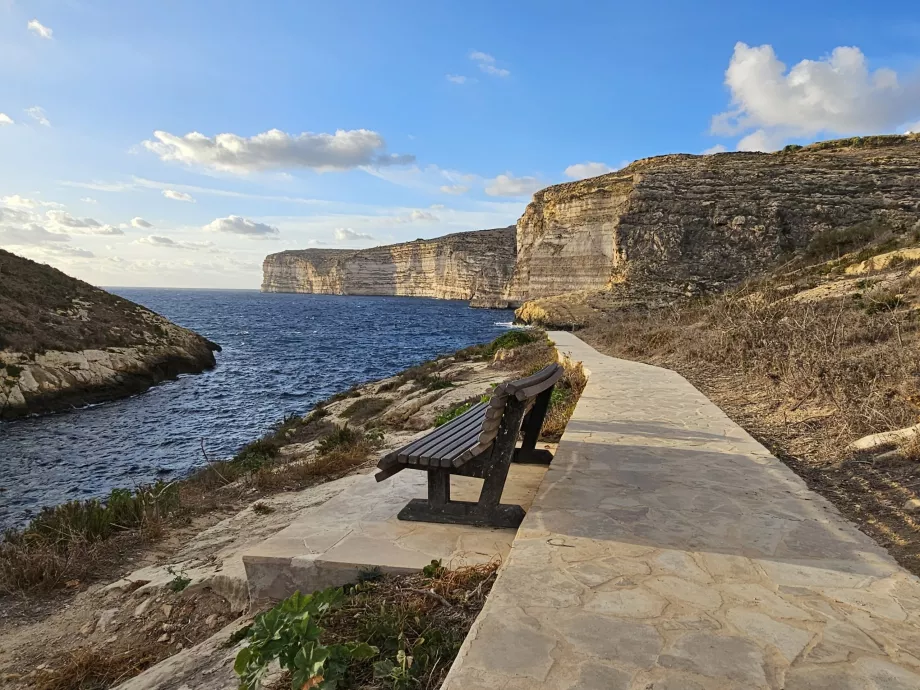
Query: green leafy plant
421 559 444 578
317 425 362 455
166 565 191 592
434 401 474 428
373 648 414 689
235 588 378 690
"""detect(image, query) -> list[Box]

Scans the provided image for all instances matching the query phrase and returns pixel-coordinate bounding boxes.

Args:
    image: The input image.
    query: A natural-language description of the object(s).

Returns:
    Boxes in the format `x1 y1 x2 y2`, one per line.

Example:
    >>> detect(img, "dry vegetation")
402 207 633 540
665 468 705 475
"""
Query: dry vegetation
580 221 920 574
0 249 212 354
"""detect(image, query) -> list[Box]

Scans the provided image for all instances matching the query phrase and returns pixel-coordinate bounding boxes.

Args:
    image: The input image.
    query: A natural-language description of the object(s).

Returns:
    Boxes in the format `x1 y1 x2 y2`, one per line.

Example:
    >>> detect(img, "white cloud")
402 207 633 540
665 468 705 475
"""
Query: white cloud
439 184 469 195
162 189 196 202
470 51 510 77
25 106 50 127
906 121 920 134
27 19 52 39
138 235 177 247
142 128 415 173
446 75 469 84
333 227 375 242
564 162 615 179
81 197 98 204
711 42 920 151
2 195 38 209
485 173 544 197
701 144 728 155
131 217 153 229
397 209 438 223
203 215 279 238
136 235 214 251
46 210 123 235
0 113 13 126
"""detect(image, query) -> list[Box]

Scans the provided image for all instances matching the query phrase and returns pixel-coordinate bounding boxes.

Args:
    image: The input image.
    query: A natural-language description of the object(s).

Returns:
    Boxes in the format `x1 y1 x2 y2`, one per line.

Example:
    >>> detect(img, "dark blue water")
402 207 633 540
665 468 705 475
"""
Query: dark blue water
0 290 513 530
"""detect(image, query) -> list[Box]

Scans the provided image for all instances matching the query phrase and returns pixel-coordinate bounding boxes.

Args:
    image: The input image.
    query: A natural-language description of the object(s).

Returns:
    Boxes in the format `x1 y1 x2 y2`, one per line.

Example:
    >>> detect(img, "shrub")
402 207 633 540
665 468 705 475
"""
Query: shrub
234 588 378 690
341 396 392 424
434 400 476 427
540 358 588 441
317 425 363 456
804 221 890 261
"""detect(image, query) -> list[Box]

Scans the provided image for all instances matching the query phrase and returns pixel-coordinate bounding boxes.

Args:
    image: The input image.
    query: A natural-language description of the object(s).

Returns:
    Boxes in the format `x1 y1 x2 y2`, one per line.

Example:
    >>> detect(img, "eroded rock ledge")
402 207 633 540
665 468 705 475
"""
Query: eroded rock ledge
261 226 517 307
0 250 219 419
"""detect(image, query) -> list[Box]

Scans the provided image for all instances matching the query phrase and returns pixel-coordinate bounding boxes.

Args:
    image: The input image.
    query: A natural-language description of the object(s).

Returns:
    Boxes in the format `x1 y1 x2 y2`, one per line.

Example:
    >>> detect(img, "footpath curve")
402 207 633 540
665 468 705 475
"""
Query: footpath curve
442 332 920 690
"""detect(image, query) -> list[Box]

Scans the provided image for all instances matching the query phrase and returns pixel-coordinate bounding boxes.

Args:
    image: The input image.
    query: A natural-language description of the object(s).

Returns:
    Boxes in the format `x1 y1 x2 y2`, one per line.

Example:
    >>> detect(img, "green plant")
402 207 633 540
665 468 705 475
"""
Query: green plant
341 396 392 423
782 144 803 153
317 426 362 456
357 566 383 583
373 648 414 689
421 559 444 578
166 565 191 592
234 588 378 690
434 401 474 428
233 439 279 472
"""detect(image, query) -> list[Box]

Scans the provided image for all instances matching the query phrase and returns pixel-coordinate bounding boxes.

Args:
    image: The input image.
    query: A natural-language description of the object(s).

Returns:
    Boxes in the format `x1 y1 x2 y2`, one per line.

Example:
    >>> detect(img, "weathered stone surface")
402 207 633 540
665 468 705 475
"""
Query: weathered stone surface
508 135 920 306
261 226 517 304
441 332 920 690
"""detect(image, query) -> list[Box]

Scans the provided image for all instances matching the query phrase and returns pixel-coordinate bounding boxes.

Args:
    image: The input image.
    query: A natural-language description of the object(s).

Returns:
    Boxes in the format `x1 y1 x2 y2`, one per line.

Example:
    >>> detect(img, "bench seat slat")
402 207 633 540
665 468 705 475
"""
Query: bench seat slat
391 402 486 461
408 407 488 465
505 363 560 394
430 424 490 463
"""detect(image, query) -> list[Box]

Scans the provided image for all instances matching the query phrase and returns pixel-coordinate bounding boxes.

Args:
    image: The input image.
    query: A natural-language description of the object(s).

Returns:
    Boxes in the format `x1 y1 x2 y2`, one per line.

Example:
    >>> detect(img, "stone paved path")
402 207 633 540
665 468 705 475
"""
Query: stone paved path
442 332 920 690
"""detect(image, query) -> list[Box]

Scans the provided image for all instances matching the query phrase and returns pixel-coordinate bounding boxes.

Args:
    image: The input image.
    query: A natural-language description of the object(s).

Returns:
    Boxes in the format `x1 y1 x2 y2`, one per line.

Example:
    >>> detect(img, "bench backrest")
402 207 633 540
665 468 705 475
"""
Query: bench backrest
475 362 563 450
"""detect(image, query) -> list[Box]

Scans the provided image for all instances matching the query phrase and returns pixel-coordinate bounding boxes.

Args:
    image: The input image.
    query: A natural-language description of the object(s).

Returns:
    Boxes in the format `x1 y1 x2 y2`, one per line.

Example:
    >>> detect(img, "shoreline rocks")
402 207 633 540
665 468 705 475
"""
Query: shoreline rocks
0 249 220 419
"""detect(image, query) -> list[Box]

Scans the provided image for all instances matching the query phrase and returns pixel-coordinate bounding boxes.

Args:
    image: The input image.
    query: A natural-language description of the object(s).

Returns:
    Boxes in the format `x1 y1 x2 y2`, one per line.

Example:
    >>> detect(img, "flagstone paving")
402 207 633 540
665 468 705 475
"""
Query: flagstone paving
442 332 920 690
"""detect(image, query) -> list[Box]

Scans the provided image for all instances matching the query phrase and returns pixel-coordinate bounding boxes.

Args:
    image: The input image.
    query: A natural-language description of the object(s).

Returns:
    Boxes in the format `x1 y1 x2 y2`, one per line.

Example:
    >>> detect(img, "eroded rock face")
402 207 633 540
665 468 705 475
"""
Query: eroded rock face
261 226 517 305
505 135 920 303
262 136 920 310
0 250 219 418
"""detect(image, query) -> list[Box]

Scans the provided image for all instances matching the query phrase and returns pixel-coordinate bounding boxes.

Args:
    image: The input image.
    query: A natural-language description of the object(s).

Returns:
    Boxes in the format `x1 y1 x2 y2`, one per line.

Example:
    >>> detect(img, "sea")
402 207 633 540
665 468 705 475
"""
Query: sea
0 289 514 531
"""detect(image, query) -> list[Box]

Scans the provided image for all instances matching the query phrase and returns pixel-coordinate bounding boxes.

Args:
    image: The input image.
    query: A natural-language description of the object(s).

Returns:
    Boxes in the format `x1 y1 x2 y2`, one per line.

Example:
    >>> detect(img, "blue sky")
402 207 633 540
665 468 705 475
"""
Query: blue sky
1 1 919 288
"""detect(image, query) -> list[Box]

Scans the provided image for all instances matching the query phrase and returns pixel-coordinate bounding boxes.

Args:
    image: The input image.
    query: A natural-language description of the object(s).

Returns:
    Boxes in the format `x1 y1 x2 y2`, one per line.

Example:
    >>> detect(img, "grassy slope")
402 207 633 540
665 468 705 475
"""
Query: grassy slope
0 249 208 354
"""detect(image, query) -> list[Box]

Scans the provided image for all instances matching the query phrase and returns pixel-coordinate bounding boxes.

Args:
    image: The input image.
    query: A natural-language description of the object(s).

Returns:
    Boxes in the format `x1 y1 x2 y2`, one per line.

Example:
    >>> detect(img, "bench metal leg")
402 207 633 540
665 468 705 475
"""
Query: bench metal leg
515 386 555 465
428 469 450 506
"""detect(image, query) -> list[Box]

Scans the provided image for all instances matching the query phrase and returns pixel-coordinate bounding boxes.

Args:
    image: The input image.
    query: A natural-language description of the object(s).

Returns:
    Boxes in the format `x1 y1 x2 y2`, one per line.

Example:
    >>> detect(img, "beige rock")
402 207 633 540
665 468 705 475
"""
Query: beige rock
904 498 920 513
848 424 920 452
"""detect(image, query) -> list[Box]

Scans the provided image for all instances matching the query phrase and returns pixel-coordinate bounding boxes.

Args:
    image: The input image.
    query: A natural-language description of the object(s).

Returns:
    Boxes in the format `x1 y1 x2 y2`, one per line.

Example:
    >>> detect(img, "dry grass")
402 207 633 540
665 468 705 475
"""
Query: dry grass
32 648 160 690
540 357 588 442
320 562 499 690
582 268 920 574
341 396 392 424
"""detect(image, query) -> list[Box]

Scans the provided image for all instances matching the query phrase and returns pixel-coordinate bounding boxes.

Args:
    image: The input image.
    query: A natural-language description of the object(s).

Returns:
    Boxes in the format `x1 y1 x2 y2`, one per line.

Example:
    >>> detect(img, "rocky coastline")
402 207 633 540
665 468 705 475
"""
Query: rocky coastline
0 249 220 419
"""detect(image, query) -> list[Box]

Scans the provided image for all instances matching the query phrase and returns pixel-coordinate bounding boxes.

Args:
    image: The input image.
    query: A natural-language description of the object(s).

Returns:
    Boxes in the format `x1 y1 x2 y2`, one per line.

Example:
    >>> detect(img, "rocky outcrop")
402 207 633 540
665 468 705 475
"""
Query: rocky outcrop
262 227 516 307
505 134 920 304
0 250 220 419
262 135 920 312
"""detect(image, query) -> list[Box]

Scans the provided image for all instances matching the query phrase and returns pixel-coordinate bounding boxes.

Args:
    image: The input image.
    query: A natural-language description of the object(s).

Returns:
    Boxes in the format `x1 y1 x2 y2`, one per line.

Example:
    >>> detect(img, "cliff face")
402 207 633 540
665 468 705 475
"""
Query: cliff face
261 135 920 309
262 226 517 306
0 250 220 419
505 135 920 302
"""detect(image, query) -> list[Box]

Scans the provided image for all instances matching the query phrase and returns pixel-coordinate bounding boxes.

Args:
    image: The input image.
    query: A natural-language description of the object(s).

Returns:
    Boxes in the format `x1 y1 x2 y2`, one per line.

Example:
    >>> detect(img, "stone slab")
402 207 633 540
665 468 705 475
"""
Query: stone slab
441 332 920 690
242 463 547 603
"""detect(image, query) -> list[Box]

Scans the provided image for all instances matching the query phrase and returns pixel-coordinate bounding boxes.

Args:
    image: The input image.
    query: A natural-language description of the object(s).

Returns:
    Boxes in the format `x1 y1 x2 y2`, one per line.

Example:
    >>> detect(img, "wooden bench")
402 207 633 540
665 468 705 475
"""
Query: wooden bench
374 363 564 528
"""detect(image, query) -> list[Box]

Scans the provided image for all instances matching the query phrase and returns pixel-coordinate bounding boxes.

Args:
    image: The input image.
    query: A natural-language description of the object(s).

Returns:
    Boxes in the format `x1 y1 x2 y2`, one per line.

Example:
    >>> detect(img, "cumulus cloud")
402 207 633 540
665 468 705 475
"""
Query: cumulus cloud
564 162 615 179
131 217 153 228
0 197 96 257
46 210 123 235
203 215 279 238
0 113 13 126
26 106 50 127
439 184 469 194
701 144 728 155
711 42 920 151
333 227 375 242
137 235 217 251
905 121 920 134
485 174 544 197
446 75 469 84
470 51 510 77
162 189 196 202
27 19 52 39
142 128 415 173
2 195 38 209
394 209 439 223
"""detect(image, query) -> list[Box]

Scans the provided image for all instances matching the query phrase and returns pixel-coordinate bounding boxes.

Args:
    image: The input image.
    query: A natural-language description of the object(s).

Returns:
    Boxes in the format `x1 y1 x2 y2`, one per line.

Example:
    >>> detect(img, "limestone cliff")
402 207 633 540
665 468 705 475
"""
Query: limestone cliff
505 134 920 303
0 250 220 419
262 227 516 307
